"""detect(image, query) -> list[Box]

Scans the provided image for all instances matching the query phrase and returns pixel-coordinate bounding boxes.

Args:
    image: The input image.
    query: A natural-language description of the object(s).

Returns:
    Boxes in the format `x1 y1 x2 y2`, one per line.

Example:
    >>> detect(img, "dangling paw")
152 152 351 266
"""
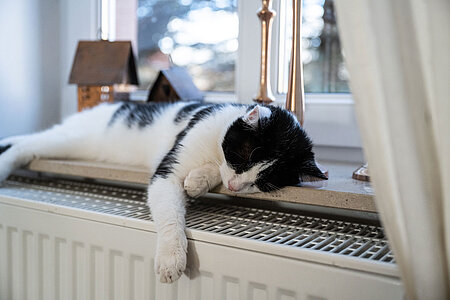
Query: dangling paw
155 248 187 283
154 229 187 283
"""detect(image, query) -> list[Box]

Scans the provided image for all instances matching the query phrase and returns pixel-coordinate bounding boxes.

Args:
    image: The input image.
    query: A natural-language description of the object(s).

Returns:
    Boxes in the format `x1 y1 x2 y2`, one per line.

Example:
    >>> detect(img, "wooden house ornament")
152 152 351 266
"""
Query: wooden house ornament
69 40 139 111
147 66 204 102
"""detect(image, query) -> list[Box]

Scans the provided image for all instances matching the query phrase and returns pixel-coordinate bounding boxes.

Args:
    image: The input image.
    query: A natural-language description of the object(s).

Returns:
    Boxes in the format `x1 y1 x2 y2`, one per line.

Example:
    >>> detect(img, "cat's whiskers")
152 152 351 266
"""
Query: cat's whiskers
266 182 281 192
212 159 221 167
249 146 263 161
231 150 246 161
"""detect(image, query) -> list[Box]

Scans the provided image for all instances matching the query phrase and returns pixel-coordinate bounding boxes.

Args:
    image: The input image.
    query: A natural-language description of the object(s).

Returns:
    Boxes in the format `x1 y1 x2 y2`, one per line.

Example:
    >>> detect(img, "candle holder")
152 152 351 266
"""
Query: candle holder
254 0 276 104
285 0 328 178
285 0 305 126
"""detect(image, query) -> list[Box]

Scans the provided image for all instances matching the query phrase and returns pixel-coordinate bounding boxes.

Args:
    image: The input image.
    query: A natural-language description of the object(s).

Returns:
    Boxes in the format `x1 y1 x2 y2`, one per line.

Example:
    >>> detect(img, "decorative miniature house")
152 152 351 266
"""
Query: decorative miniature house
147 66 203 102
69 40 139 111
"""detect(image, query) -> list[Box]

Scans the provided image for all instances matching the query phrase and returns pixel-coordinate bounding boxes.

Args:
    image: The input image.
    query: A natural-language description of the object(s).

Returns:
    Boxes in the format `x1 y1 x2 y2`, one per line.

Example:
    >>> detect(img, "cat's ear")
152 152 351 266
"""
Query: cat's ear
300 159 328 182
242 105 272 128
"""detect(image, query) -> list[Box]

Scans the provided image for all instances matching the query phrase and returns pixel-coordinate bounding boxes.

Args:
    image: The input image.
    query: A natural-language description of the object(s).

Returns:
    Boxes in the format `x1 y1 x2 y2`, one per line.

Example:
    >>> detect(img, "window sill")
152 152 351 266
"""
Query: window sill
22 158 375 213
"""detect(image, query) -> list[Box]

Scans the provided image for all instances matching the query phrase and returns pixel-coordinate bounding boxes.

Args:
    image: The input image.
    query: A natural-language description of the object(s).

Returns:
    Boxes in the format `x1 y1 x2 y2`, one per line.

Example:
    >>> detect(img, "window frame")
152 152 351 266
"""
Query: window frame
237 0 362 152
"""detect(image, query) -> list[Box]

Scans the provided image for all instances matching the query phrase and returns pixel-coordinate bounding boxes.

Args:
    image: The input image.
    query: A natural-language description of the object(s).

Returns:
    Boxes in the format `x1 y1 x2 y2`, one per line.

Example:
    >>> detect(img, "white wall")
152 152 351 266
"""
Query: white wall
115 0 138 55
59 0 99 120
0 0 100 138
0 0 61 137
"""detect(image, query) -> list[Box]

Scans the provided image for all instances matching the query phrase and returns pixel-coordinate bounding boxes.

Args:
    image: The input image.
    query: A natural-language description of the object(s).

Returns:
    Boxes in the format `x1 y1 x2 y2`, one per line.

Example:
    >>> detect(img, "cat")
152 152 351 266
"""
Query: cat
0 101 327 283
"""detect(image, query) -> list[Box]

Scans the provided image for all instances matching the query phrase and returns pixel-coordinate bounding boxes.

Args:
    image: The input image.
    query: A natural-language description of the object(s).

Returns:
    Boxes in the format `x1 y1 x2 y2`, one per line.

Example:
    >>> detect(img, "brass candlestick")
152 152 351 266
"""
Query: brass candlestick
286 0 305 126
254 0 276 104
285 0 328 178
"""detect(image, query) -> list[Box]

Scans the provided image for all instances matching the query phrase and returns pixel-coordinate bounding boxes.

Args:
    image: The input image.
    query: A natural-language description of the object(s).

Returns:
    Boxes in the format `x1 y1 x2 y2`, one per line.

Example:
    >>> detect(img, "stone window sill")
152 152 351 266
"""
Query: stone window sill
21 159 376 213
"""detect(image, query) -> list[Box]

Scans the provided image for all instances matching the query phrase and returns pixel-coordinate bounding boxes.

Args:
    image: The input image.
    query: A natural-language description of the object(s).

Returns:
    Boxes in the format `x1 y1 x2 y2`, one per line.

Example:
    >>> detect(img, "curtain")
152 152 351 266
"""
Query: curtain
334 0 449 299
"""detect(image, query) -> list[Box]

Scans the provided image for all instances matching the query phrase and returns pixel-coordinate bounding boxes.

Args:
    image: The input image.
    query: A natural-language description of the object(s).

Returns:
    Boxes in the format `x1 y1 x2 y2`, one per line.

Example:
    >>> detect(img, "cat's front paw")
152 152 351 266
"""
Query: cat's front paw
154 231 187 283
155 249 186 283
184 169 210 198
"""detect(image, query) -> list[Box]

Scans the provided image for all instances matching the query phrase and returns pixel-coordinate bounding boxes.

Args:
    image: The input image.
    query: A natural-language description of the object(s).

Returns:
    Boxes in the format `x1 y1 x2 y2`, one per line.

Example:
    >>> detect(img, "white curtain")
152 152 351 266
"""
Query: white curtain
334 0 449 299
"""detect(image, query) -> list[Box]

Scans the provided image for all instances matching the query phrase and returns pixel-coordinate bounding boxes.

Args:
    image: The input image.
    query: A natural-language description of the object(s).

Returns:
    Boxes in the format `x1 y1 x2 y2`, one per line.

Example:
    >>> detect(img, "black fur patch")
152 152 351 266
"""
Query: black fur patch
108 103 131 126
174 102 208 123
0 144 12 155
222 106 326 192
109 102 170 128
152 104 226 181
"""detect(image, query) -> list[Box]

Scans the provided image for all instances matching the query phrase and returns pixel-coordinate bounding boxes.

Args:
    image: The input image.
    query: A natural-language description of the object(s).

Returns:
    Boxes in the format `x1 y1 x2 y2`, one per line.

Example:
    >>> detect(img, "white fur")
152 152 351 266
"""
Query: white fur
0 102 253 283
147 177 187 283
219 160 275 194
184 163 222 198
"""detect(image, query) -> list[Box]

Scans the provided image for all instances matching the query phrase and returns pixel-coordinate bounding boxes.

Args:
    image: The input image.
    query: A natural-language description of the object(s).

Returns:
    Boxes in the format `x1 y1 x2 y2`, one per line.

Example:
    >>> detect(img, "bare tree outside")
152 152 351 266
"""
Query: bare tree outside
138 0 238 92
137 0 349 94
279 0 350 93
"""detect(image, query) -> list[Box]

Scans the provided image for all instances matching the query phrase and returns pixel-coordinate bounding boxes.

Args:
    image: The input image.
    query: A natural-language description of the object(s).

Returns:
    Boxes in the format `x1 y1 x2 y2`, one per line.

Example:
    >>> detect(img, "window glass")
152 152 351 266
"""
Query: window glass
137 0 238 92
278 0 350 93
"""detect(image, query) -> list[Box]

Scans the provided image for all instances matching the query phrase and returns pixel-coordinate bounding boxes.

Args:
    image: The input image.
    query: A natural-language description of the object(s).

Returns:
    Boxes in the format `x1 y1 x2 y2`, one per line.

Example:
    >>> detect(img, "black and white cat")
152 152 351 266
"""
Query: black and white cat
0 101 326 283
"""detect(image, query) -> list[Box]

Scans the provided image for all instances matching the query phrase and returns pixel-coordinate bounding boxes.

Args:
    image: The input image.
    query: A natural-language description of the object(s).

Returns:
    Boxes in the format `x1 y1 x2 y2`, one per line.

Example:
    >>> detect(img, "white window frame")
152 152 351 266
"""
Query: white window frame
237 0 362 154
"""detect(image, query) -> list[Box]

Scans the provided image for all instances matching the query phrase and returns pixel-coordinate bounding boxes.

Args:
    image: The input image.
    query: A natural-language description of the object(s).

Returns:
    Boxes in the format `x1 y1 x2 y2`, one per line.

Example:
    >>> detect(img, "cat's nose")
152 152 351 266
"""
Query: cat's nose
227 181 240 192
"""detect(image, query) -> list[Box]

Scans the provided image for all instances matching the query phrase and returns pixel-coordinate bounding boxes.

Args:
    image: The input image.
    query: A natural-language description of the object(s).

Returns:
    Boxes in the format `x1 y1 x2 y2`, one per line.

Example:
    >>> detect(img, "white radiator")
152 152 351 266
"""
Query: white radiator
0 175 404 300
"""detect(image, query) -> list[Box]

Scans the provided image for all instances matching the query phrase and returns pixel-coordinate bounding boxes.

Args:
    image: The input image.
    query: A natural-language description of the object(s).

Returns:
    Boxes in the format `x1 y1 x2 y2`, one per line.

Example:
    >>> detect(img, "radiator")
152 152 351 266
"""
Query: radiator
0 175 404 300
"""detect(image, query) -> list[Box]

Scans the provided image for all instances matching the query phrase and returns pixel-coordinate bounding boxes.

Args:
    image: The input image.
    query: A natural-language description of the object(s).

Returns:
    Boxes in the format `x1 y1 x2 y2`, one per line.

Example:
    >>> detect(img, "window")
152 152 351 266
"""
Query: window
278 0 349 94
134 0 349 95
112 0 363 159
137 0 238 92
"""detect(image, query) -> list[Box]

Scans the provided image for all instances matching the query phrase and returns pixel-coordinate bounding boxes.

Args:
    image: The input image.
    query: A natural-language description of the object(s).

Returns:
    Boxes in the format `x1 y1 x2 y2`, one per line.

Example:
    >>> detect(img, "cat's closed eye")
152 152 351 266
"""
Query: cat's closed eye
248 146 264 162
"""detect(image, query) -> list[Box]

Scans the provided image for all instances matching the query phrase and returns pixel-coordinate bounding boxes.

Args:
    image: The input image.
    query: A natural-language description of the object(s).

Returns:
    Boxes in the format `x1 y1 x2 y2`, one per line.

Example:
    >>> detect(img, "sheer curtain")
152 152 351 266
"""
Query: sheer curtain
334 0 449 299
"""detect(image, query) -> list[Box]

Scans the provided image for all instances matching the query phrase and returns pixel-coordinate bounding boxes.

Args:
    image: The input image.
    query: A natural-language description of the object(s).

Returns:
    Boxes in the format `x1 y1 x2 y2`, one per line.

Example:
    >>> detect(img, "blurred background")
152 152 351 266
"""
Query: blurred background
136 0 349 93
0 0 360 162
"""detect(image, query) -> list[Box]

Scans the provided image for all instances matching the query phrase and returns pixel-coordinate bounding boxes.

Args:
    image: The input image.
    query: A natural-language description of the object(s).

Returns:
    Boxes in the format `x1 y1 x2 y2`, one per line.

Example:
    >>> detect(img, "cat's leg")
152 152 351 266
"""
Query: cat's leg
0 134 29 146
147 176 188 283
0 125 83 182
183 162 222 198
0 134 29 161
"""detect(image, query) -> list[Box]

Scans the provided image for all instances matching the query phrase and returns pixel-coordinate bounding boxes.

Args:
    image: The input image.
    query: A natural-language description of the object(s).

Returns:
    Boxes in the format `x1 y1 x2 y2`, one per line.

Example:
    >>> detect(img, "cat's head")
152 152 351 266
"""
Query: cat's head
220 105 327 193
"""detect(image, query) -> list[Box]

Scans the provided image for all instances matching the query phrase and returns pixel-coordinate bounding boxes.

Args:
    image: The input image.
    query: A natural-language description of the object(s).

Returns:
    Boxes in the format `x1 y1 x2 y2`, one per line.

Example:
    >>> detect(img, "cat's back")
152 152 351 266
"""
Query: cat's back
107 101 214 129
106 101 246 131
60 101 246 168
91 101 217 167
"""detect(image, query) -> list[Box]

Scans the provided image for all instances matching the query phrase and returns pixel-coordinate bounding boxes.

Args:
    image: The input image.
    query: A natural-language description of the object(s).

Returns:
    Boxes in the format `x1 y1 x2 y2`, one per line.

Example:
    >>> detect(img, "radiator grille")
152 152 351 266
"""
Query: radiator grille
1 175 395 264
